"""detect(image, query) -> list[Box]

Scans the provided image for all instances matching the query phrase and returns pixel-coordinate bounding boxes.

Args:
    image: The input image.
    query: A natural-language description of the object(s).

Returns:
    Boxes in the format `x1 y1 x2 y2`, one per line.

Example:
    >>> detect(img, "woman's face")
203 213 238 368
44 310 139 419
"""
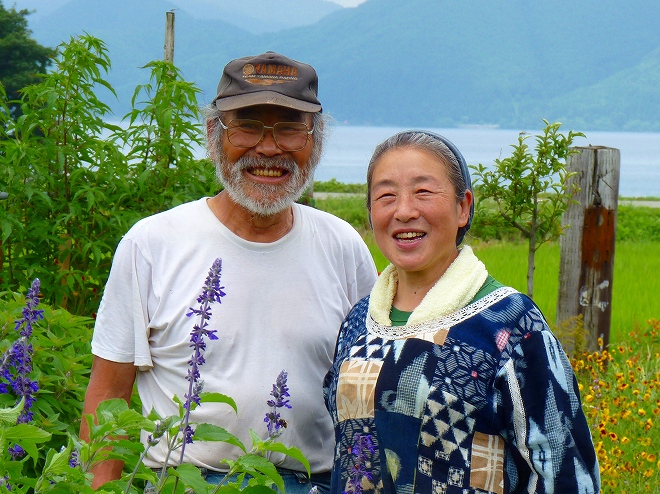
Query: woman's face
369 147 472 281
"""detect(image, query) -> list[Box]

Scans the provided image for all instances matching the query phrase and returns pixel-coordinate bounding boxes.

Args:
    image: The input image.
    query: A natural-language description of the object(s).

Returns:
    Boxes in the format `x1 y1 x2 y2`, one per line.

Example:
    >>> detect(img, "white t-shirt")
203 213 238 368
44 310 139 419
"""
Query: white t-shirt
92 198 377 473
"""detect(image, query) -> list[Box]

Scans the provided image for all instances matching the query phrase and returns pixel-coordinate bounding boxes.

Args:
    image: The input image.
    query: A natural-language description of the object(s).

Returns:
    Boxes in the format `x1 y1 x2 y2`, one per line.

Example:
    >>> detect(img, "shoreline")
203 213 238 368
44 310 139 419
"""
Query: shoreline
313 192 660 208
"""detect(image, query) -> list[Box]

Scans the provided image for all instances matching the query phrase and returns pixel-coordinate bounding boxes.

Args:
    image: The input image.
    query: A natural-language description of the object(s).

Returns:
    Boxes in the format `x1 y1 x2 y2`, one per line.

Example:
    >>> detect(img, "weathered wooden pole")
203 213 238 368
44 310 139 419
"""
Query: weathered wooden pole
557 146 620 353
164 11 175 62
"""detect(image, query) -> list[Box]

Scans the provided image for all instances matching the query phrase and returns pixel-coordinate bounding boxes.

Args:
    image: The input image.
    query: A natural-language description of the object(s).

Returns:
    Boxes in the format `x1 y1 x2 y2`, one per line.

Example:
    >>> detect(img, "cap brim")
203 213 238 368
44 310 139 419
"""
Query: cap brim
214 91 322 113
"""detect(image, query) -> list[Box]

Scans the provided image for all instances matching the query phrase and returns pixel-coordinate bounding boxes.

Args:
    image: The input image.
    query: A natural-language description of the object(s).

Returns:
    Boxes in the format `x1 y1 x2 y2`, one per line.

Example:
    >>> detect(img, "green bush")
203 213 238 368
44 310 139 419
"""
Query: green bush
314 194 371 231
616 205 660 241
313 178 366 194
0 35 217 318
0 288 94 480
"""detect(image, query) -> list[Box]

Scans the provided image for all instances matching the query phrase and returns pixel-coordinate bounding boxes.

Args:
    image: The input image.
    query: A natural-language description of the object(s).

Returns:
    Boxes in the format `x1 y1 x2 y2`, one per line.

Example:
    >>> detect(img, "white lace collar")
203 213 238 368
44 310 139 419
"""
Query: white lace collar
366 286 517 339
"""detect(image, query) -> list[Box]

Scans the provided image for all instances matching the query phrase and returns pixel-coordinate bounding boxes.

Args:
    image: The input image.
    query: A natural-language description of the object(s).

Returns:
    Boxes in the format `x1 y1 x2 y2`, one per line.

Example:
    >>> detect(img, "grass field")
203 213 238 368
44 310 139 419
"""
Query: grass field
472 240 659 343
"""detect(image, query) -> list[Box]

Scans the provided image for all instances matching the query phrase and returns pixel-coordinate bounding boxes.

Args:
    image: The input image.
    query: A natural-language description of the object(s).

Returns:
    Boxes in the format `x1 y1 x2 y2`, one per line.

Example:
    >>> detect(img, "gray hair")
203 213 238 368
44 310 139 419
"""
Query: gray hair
366 130 473 245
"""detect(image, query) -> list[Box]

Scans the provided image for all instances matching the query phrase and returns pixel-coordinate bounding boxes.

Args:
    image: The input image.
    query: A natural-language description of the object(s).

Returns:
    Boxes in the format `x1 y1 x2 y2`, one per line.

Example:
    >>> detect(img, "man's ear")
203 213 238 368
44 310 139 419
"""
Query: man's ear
206 118 217 139
206 118 222 163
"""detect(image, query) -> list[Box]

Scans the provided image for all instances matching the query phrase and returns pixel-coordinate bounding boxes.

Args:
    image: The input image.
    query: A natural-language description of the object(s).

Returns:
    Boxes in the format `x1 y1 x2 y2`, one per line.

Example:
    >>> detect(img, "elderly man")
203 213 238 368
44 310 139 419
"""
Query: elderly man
81 52 377 492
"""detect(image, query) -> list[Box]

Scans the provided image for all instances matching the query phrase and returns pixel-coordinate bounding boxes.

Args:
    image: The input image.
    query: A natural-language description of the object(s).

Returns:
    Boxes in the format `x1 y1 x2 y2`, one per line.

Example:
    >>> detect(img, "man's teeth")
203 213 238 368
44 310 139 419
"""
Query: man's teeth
396 232 424 239
252 168 283 177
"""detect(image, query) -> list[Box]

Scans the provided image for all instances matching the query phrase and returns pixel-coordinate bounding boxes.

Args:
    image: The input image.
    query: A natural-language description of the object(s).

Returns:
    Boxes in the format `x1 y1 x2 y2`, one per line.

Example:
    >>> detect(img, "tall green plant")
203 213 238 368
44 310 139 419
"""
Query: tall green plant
0 35 217 317
118 60 216 213
0 276 310 493
471 120 583 298
0 35 130 315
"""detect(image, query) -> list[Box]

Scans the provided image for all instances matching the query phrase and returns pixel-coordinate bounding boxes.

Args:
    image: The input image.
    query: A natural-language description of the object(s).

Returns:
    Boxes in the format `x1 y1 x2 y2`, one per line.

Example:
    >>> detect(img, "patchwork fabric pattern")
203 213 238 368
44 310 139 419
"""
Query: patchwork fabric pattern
434 338 497 409
420 389 476 464
324 293 600 494
416 328 450 346
336 359 383 421
470 432 505 494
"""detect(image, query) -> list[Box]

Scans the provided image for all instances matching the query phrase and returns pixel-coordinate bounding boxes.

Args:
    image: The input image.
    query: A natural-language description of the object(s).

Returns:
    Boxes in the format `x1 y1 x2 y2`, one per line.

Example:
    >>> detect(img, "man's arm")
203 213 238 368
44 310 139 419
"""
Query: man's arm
80 355 137 489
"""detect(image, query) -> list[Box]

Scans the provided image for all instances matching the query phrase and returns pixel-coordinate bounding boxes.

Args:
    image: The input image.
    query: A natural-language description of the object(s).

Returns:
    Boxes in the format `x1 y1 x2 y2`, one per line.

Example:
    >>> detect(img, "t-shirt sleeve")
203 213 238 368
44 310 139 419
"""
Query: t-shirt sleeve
91 232 154 369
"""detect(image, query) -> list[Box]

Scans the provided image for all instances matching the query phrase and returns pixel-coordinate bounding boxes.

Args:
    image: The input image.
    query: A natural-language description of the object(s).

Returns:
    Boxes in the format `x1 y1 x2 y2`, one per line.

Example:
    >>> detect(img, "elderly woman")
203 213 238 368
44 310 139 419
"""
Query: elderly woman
323 131 600 494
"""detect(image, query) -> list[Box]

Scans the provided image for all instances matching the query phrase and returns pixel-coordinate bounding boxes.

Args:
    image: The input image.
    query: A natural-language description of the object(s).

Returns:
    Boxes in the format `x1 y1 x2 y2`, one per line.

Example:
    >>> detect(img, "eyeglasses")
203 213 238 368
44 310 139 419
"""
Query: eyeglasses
218 118 314 152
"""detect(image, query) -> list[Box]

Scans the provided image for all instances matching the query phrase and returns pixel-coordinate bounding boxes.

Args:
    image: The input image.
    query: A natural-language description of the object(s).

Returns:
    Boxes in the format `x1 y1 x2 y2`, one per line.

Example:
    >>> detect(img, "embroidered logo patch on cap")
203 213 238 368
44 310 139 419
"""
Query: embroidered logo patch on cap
213 52 321 113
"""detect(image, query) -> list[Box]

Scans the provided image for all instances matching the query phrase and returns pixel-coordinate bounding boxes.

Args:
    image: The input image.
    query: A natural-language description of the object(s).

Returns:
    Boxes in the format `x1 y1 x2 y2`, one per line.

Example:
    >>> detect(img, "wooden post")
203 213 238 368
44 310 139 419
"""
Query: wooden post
164 11 175 63
557 146 620 352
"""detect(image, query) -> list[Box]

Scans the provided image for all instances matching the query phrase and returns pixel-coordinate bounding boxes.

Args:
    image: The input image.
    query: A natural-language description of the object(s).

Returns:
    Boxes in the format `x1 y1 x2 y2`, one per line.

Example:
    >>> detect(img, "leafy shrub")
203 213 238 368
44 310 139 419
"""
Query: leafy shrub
0 286 94 481
0 35 217 318
616 205 660 241
313 178 366 194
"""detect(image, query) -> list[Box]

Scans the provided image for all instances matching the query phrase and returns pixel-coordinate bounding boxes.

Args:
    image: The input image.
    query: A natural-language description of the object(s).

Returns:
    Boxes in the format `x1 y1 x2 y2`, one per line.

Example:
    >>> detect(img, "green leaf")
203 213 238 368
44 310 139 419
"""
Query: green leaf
168 463 210 493
193 423 246 452
117 407 156 431
96 398 130 417
0 398 24 426
41 442 73 477
233 454 283 493
260 443 310 475
242 486 279 494
4 423 51 442
200 392 238 413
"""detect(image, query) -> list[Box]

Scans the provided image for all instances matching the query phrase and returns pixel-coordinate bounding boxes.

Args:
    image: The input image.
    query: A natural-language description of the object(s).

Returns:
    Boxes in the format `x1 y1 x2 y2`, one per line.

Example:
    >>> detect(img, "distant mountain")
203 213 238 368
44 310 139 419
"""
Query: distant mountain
18 0 660 132
167 0 341 34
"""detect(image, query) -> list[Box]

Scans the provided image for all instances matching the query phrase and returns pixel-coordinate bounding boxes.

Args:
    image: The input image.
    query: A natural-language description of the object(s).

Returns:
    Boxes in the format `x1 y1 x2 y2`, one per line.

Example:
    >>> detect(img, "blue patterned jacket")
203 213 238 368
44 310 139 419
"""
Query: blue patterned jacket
323 288 600 494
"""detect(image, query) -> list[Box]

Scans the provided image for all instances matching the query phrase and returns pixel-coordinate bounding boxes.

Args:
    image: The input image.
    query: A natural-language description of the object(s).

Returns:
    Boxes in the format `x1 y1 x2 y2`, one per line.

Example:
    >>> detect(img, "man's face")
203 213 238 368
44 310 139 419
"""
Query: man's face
213 105 319 217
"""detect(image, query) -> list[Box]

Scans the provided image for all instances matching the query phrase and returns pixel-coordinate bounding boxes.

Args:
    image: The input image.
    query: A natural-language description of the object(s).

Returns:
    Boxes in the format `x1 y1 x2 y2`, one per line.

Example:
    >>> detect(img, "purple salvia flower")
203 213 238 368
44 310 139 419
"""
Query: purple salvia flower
8 444 25 460
0 279 43 424
69 449 79 468
0 476 11 491
14 279 45 337
343 433 376 494
179 259 225 462
264 370 291 438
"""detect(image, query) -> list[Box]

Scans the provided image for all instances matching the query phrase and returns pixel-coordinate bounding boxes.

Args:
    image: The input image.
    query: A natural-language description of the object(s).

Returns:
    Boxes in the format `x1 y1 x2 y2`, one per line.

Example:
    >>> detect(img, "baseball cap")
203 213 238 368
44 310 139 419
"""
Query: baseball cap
213 51 322 113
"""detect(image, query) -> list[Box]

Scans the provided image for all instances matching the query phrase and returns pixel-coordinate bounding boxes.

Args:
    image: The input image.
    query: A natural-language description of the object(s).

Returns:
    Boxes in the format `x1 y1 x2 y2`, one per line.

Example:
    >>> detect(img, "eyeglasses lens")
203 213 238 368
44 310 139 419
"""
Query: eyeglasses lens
227 120 310 151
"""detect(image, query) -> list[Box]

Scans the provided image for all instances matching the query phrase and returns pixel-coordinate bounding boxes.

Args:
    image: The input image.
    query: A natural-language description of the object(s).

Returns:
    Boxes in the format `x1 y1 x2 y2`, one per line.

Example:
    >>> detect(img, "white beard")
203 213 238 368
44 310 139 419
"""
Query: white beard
216 154 314 217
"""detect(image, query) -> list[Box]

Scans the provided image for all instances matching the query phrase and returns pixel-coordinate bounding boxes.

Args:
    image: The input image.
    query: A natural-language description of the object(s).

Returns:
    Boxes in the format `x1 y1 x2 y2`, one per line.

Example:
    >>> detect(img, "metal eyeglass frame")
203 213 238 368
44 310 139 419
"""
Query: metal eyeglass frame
216 118 314 152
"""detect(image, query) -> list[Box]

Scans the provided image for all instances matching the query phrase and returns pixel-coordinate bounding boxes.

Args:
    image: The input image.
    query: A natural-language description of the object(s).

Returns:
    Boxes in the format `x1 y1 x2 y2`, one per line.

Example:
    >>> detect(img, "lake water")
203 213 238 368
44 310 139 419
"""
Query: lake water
313 126 660 198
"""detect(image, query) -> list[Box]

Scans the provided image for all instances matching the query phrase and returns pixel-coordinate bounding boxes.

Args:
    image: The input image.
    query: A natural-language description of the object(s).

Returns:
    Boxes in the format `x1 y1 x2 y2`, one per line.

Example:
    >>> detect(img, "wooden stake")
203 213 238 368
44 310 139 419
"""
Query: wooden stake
164 11 175 62
557 146 620 352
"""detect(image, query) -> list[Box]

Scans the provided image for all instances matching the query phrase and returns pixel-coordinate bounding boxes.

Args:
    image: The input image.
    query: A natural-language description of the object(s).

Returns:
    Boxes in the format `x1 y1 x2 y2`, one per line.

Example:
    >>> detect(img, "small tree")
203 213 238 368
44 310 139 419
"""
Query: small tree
0 35 216 316
0 1 54 118
471 120 584 298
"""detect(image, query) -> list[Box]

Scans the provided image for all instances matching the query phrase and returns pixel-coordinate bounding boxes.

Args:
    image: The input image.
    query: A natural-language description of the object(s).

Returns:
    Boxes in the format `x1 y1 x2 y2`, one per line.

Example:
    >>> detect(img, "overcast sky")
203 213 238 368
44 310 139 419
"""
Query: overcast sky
331 0 367 6
10 0 369 11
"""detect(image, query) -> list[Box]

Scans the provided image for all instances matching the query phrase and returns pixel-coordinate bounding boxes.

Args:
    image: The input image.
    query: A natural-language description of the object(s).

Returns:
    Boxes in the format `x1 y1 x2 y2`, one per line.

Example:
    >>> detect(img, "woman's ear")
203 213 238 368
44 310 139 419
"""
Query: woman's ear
458 189 473 227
